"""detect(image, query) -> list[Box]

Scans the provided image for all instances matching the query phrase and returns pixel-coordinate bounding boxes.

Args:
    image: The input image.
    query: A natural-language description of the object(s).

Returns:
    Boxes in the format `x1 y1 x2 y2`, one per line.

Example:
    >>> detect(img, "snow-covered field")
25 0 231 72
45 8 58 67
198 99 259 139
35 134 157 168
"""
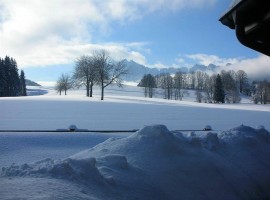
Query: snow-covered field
1 85 270 199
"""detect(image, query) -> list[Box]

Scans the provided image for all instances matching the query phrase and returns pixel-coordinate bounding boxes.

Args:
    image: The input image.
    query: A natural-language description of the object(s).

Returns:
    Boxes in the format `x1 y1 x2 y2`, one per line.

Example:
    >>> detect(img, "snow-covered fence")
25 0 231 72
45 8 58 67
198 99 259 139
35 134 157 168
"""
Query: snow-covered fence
0 125 215 133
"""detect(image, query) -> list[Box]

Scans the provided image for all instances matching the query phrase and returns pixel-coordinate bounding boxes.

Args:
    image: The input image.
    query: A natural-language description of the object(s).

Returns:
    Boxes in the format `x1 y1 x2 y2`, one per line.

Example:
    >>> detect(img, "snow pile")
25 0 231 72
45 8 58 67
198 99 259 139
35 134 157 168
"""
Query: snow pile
1 125 270 200
220 124 270 144
2 158 105 183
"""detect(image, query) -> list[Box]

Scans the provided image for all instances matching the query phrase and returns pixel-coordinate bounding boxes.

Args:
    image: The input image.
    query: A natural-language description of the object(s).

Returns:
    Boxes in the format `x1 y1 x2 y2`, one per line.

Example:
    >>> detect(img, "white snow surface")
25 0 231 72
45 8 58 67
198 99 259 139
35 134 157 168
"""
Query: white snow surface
1 85 270 131
1 125 270 200
1 85 270 199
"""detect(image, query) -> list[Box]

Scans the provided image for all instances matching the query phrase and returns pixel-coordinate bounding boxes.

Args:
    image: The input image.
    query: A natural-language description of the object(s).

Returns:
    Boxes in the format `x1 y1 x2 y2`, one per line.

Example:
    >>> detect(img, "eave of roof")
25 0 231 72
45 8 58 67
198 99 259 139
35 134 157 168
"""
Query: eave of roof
219 0 248 29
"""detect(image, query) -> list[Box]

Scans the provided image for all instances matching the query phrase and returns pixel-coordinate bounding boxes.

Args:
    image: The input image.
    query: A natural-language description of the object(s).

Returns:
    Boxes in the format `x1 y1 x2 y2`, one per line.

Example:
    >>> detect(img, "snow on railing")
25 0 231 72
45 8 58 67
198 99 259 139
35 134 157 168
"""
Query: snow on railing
0 125 213 133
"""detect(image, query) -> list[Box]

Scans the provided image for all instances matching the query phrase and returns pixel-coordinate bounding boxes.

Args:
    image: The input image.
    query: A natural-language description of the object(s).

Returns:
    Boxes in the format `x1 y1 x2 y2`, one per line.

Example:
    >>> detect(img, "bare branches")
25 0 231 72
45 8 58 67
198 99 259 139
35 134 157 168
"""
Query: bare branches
65 50 128 100
73 55 97 97
138 74 156 98
55 73 73 95
93 50 127 100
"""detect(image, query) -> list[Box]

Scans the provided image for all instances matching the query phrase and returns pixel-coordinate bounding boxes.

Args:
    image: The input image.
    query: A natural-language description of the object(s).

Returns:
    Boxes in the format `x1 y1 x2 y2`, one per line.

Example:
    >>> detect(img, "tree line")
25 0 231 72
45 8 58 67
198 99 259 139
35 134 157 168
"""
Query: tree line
55 50 128 100
0 56 27 97
138 69 270 104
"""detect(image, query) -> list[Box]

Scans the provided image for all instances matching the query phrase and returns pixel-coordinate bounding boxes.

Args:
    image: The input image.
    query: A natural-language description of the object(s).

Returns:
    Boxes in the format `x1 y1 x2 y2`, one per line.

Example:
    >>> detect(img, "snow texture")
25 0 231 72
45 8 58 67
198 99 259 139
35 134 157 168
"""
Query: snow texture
1 124 270 200
1 86 270 199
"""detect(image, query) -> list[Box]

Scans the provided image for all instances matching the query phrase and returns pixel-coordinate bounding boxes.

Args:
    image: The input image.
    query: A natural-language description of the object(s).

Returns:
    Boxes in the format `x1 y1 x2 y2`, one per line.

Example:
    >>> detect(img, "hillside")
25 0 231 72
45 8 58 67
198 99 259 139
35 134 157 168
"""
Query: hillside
25 79 41 86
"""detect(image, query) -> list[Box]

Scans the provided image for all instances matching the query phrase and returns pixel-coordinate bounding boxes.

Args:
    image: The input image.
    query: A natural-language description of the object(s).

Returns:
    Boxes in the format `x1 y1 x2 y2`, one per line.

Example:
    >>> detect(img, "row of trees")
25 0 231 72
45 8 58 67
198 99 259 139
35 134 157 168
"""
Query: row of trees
138 69 270 104
253 80 270 104
55 50 127 100
0 56 27 97
139 72 227 103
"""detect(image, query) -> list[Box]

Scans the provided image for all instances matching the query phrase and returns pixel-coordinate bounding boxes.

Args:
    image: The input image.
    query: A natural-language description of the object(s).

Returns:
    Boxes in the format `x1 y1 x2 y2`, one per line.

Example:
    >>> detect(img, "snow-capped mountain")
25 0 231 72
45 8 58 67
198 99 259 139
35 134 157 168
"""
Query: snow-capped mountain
123 60 219 82
189 63 219 72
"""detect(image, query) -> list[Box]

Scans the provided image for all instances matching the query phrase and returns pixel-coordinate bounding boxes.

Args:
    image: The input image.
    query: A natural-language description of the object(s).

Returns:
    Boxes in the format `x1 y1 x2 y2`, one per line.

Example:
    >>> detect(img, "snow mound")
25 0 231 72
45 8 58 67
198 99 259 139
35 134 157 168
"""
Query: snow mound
134 124 172 139
220 124 270 144
1 157 108 184
2 124 270 200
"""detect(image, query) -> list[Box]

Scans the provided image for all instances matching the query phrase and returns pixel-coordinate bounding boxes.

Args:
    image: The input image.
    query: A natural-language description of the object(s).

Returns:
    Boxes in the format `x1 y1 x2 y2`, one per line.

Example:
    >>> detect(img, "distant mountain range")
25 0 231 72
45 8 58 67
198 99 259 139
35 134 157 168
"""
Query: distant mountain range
123 60 220 82
25 61 220 87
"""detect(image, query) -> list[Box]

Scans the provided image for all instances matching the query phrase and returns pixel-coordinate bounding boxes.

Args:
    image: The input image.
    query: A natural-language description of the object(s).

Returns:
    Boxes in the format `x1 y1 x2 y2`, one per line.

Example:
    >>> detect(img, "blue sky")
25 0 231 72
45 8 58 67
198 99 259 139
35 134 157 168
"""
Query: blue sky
0 0 269 85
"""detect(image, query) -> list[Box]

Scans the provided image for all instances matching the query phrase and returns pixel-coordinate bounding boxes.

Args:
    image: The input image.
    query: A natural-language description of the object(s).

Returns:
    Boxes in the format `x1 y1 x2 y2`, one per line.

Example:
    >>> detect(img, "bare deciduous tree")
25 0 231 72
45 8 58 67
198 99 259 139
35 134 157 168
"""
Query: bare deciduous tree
73 55 96 97
195 90 204 103
204 74 216 103
138 74 156 98
195 71 207 90
93 50 128 100
174 72 184 100
237 70 248 94
253 80 270 104
55 73 73 95
159 73 173 100
220 70 241 103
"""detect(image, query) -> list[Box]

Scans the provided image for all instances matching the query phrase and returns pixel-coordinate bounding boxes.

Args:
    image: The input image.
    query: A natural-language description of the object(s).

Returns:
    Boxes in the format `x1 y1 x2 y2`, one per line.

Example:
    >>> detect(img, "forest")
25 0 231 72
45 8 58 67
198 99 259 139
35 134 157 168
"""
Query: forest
138 70 270 104
0 56 27 97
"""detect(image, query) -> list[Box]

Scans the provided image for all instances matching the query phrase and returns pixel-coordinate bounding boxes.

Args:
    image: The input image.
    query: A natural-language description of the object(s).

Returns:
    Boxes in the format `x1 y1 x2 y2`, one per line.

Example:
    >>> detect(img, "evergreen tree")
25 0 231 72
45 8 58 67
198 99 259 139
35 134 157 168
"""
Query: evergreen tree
10 58 20 96
4 56 12 96
0 58 6 96
0 56 22 97
20 70 27 96
214 74 225 103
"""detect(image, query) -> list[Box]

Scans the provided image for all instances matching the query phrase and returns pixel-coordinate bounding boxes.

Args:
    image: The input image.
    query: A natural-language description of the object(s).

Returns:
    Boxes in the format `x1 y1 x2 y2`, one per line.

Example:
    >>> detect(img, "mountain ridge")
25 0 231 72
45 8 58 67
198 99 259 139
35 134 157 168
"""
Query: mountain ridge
25 79 41 86
123 60 220 82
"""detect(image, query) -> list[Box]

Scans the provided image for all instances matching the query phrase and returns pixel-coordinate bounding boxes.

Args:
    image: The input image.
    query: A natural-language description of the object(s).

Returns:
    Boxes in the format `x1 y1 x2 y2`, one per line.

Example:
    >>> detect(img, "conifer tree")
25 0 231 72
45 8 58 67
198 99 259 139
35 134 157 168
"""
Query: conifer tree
214 74 225 103
0 58 6 96
0 56 22 97
4 56 12 96
20 70 27 96
10 58 20 96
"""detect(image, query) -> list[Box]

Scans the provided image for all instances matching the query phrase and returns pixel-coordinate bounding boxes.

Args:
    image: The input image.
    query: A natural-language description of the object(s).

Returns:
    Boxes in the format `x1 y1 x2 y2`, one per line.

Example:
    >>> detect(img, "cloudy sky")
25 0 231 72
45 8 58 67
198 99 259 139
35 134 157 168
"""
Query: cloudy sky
1 0 269 85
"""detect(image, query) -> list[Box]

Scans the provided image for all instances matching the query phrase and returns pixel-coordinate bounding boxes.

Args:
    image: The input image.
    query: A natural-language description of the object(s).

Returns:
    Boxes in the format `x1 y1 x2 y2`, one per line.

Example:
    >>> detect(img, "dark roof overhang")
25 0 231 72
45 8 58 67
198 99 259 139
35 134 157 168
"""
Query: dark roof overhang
219 0 270 56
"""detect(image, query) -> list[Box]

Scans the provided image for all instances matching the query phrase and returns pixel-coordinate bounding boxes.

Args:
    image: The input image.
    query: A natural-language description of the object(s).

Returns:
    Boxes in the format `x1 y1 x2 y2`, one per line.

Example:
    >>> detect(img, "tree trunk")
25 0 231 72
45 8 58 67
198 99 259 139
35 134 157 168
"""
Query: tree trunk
86 83 90 97
101 82 104 100
90 82 93 97
101 88 104 100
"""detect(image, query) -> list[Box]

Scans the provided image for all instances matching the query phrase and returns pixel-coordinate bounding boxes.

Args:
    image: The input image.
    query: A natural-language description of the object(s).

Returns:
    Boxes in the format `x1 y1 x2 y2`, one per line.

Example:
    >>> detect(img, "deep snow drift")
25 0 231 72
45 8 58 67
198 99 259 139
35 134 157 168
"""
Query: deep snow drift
1 124 270 200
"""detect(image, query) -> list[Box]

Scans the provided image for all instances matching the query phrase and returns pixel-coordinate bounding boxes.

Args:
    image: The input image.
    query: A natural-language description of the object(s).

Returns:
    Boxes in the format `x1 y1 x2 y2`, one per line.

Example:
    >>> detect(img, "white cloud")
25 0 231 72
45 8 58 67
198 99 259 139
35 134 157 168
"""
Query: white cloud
185 53 241 66
225 55 270 80
0 0 217 68
186 53 270 80
152 62 169 69
135 0 216 13
91 43 148 65
157 53 270 81
10 41 149 68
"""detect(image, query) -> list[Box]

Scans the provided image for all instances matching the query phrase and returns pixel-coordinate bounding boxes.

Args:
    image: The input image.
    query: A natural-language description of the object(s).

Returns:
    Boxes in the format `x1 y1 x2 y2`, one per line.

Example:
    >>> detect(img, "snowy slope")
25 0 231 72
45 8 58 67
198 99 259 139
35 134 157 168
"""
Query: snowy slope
0 85 270 199
1 85 269 131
